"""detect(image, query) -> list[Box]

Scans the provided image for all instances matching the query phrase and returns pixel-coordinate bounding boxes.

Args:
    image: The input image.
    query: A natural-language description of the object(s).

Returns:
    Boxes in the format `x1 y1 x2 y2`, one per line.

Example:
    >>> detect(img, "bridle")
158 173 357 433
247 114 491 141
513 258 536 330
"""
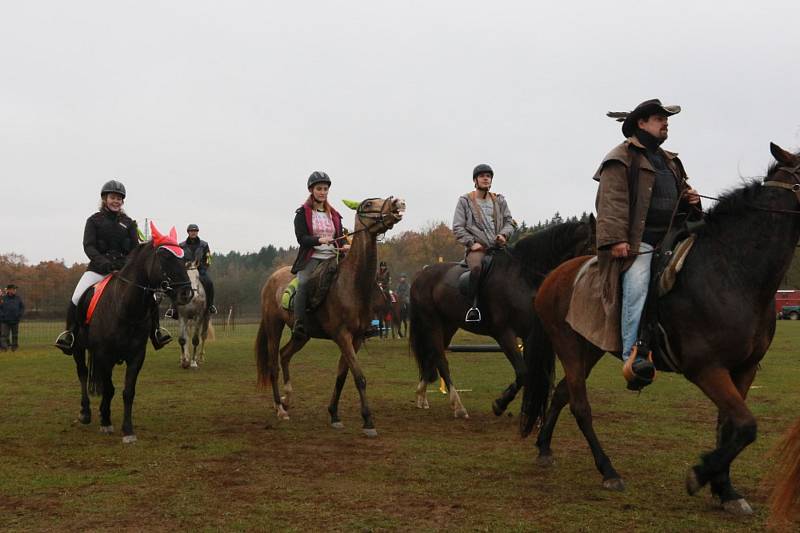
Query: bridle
118 247 192 302
761 162 800 213
333 196 399 243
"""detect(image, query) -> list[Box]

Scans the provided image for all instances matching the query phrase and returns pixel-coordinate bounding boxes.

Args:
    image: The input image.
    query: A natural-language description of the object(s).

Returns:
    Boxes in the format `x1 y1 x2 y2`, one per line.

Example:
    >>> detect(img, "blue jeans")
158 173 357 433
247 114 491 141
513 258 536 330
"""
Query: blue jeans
621 242 653 362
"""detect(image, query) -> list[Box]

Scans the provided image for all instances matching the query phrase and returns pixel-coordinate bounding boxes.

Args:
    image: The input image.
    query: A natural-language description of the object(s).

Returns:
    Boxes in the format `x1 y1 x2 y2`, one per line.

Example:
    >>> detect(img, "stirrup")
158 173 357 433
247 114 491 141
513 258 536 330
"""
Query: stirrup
54 331 75 355
164 308 175 319
208 305 218 315
622 345 656 391
465 307 482 322
152 327 173 350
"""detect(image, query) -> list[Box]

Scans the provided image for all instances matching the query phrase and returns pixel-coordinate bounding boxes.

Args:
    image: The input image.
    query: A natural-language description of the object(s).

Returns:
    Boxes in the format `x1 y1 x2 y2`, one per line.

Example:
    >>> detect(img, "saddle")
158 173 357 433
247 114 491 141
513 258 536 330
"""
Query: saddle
456 253 495 297
281 259 340 312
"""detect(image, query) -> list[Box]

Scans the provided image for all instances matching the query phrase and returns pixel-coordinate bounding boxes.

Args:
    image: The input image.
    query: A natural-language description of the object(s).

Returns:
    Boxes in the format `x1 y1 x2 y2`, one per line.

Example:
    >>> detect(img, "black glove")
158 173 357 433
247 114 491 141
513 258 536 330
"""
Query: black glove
111 257 127 271
98 261 113 274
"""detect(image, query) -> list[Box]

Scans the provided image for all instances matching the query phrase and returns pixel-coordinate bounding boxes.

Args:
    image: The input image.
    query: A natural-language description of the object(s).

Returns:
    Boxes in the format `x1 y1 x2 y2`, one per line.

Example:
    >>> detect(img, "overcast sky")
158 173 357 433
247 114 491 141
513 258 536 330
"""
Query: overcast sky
2 1 799 265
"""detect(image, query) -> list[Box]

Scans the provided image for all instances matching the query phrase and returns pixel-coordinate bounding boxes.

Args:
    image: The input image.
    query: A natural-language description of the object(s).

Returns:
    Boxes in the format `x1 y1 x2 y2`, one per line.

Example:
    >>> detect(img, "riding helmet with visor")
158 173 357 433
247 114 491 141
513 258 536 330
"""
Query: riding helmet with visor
307 171 332 189
187 223 199 232
101 179 126 199
473 164 494 180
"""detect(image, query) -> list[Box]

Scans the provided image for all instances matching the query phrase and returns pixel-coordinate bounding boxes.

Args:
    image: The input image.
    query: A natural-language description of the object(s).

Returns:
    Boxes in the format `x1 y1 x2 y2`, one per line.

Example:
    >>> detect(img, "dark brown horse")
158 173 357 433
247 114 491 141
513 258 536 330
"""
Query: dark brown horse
521 143 800 515
409 218 595 418
72 226 193 443
372 281 394 339
769 417 800 527
255 196 405 437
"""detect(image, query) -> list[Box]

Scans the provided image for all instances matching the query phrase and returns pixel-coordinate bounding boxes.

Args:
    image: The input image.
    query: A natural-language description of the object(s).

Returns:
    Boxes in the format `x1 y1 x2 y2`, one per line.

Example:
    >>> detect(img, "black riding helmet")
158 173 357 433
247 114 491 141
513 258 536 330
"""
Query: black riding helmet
307 171 332 189
101 179 126 198
473 164 494 180
187 224 199 232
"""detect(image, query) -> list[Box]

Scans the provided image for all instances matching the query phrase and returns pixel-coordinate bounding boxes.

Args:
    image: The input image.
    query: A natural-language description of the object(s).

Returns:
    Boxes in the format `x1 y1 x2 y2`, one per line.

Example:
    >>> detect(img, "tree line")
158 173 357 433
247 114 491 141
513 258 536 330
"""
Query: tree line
4 211 799 319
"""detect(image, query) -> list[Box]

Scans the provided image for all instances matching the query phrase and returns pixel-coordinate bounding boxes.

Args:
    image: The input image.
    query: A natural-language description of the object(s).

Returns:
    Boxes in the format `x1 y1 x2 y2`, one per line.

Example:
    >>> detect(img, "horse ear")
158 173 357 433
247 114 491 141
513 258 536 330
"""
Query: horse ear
770 142 797 165
342 199 359 210
169 227 178 242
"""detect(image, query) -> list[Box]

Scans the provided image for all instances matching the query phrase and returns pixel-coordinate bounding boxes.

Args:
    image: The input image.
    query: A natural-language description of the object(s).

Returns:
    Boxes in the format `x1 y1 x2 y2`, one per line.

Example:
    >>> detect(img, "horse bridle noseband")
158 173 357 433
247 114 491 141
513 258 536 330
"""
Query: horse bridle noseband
118 248 192 301
762 162 800 212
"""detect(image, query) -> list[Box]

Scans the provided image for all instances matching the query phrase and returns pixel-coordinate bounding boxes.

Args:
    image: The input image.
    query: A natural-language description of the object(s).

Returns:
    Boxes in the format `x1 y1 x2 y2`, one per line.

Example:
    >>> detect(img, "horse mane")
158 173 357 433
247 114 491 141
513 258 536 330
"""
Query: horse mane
507 221 586 278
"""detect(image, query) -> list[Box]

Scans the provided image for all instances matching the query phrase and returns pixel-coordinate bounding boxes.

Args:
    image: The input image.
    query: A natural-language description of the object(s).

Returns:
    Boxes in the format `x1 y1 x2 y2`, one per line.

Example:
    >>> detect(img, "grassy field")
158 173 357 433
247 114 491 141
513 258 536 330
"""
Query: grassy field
1 323 798 532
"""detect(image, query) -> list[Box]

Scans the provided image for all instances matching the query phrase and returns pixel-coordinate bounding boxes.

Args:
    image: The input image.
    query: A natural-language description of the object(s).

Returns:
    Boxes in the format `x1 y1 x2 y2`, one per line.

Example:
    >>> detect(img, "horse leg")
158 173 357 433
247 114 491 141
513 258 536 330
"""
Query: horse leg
74 349 91 424
327 354 349 429
558 342 623 490
686 366 758 515
435 327 468 419
334 333 376 437
709 363 758 509
190 328 200 369
276 336 306 418
179 318 189 369
492 330 527 416
535 377 568 466
98 366 115 434
120 351 145 444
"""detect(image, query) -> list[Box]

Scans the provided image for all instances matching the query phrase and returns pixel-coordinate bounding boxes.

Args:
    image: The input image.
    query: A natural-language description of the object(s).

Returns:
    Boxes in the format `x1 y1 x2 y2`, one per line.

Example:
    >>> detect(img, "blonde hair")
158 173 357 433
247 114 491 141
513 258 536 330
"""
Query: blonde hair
306 193 332 214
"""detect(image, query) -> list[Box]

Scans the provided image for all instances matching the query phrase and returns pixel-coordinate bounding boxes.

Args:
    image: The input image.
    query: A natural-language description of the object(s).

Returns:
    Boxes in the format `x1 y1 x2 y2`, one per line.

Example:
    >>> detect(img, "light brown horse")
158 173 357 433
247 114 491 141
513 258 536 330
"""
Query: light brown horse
521 144 800 515
256 196 405 437
769 418 800 527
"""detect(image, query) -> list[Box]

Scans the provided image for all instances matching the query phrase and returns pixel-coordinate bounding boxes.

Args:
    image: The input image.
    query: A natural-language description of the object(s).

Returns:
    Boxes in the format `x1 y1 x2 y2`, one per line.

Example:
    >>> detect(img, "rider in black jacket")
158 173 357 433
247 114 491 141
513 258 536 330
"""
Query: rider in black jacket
54 180 172 354
165 224 217 319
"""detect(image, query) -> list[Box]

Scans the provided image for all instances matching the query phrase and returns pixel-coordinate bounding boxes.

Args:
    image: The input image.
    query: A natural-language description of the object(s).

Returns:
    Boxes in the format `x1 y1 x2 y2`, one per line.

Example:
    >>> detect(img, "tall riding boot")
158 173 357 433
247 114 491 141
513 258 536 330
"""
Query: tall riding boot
292 284 309 341
151 308 172 350
203 277 217 314
465 267 482 322
54 303 78 356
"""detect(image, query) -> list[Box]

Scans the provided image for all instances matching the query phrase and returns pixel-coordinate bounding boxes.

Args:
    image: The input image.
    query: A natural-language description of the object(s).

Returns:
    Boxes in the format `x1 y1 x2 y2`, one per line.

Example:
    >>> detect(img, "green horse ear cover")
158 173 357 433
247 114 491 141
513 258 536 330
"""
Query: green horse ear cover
342 199 360 210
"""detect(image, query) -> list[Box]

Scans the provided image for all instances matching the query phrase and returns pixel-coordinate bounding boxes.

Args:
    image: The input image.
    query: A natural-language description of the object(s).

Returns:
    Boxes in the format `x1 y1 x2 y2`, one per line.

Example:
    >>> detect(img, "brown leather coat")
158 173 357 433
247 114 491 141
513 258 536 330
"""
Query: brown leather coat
587 137 700 347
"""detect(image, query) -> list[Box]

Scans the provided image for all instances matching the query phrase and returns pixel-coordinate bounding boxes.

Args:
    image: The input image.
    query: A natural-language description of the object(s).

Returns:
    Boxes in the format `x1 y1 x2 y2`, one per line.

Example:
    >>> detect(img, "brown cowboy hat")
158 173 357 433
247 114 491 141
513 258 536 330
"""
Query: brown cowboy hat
607 99 681 137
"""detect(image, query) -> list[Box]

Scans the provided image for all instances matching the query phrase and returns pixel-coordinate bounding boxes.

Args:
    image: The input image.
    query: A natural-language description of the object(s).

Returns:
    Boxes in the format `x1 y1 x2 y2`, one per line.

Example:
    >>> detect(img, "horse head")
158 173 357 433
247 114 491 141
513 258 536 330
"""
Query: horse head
769 142 800 192
149 222 193 306
345 197 406 235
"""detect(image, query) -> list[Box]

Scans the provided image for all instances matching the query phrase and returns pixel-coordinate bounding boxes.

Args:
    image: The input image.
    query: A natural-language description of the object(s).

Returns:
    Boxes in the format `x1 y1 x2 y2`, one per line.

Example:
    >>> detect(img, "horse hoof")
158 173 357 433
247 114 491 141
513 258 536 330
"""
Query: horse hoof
78 413 91 425
454 408 469 419
363 428 378 438
536 455 555 468
491 400 506 416
331 421 345 429
415 396 428 409
602 478 626 492
99 425 114 434
685 467 702 496
181 361 189 369
122 434 137 444
722 498 753 516
276 405 290 421
190 361 198 369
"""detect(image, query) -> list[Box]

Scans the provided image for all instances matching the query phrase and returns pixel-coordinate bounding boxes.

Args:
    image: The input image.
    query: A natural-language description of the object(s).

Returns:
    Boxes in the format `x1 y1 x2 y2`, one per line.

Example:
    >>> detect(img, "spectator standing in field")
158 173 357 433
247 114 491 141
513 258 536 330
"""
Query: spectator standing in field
0 284 25 352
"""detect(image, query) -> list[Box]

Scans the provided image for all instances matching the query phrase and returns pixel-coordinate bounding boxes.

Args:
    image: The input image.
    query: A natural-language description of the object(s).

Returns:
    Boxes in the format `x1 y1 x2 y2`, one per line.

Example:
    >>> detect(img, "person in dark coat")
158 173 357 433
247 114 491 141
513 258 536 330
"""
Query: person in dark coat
165 224 217 319
54 180 172 354
290 171 348 340
594 99 702 389
0 284 25 351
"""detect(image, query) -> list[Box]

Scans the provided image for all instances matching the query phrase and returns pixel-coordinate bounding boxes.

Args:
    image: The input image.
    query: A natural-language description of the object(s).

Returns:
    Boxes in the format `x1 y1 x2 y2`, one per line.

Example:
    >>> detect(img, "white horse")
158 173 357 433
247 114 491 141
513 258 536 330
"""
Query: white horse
177 261 213 369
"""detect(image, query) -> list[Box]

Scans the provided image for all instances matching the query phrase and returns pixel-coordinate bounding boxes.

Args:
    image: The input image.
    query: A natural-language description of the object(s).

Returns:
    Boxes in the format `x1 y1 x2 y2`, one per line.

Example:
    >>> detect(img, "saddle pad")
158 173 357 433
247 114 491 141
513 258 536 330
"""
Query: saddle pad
657 235 696 296
85 275 114 325
281 277 299 311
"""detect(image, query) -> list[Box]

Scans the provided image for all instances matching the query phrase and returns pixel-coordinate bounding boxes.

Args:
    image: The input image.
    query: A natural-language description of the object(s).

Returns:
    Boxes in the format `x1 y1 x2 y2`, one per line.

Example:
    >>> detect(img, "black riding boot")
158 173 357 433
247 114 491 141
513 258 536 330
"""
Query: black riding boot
465 267 482 322
622 343 656 391
151 309 172 350
54 303 78 356
292 283 309 341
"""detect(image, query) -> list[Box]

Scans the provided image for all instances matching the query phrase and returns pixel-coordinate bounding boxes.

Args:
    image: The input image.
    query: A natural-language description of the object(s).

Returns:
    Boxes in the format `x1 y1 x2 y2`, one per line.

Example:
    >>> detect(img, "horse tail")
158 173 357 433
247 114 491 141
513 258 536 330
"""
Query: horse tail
519 314 555 438
769 417 800 526
408 293 440 383
255 318 274 388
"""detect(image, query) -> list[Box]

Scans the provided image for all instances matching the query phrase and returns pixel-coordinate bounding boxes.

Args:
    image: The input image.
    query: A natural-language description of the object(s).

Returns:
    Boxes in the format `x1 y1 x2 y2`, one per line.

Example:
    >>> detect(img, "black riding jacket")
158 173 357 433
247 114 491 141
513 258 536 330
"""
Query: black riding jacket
83 209 139 274
180 237 211 272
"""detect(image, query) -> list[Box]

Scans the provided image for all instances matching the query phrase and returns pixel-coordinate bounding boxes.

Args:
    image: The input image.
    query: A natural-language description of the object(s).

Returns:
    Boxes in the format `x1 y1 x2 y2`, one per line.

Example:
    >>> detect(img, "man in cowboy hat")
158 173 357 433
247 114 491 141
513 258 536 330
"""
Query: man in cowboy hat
594 99 702 390
452 163 515 322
